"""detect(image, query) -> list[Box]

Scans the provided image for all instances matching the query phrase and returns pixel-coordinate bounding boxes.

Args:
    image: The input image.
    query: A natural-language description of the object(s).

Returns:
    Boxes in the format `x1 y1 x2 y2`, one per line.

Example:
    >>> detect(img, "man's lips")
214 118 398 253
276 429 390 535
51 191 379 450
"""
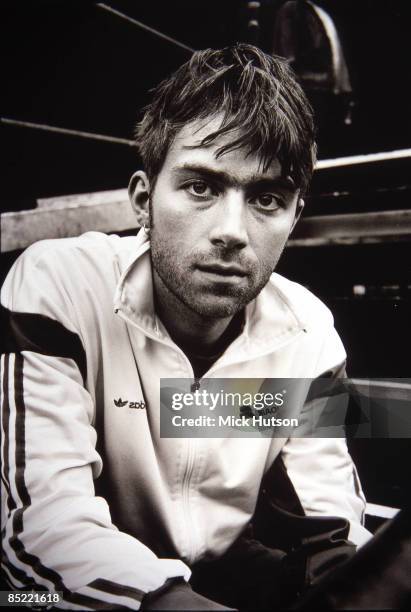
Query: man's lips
196 262 248 277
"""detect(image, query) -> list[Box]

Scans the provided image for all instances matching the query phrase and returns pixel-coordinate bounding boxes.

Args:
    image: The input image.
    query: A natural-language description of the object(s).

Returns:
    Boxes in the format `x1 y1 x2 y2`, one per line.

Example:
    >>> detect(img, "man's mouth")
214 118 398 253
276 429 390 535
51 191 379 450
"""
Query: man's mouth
196 262 248 277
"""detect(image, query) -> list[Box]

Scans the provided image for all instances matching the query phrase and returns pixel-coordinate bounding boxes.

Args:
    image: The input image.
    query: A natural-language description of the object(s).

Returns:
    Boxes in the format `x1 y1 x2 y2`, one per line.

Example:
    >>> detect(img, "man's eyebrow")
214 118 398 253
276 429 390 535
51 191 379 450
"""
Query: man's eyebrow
171 163 296 191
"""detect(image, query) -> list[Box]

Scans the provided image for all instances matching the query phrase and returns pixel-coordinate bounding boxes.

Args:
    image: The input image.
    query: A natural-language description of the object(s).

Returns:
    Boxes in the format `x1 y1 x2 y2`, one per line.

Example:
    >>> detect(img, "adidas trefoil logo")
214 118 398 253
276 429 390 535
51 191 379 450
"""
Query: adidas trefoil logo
114 397 128 407
114 398 146 409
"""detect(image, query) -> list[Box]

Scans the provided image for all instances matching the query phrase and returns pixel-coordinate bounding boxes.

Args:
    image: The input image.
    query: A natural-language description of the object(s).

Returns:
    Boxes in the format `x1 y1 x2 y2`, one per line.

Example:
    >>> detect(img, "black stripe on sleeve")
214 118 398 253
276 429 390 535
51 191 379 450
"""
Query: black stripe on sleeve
13 355 31 510
1 354 14 513
88 577 144 602
6 354 134 610
1 548 39 590
1 305 87 384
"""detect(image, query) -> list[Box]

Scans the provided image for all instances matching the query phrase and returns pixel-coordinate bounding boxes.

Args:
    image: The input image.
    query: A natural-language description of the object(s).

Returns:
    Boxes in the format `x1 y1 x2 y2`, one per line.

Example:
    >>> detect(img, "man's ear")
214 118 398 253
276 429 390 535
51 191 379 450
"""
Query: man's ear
290 198 305 234
128 170 151 227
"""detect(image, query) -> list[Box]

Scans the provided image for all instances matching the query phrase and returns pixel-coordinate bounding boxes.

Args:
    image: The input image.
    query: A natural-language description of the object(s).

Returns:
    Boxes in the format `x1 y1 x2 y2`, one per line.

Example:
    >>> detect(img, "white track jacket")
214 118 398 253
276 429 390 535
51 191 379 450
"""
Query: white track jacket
1 229 370 610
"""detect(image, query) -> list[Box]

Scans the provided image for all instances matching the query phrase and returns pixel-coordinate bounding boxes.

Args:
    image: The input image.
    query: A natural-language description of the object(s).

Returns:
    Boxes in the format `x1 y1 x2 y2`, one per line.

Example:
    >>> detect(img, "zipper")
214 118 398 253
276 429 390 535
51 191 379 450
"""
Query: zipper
182 437 197 563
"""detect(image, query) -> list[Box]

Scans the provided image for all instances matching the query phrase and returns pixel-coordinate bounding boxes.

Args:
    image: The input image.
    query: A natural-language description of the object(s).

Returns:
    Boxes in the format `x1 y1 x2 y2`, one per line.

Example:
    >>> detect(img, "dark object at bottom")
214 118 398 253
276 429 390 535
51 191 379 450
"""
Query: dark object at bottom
191 503 410 610
293 504 411 610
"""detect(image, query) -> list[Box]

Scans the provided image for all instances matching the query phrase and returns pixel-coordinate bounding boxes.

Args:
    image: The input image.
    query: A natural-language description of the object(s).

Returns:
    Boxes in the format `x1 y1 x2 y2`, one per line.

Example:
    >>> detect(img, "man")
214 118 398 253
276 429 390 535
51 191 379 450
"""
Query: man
1 44 371 610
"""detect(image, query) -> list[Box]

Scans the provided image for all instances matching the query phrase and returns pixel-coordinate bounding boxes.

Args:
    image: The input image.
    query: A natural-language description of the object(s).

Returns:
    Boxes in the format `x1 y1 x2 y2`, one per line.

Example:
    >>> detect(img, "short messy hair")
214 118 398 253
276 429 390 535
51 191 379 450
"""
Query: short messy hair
135 43 316 193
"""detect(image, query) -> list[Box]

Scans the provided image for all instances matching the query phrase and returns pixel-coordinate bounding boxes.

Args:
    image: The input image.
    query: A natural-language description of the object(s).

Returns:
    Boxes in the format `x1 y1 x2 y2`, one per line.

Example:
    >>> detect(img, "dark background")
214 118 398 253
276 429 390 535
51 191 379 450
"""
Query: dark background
2 0 410 508
2 0 410 209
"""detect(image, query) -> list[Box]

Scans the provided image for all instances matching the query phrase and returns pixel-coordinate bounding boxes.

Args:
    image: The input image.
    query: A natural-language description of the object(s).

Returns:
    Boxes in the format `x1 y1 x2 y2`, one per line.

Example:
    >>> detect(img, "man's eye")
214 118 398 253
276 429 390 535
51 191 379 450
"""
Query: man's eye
186 181 212 197
252 194 281 210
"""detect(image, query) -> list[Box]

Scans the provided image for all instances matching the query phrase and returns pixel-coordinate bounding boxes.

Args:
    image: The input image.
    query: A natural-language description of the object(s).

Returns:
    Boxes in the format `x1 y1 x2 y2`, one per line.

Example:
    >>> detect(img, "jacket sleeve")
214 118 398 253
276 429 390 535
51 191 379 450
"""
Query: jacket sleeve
1 243 190 610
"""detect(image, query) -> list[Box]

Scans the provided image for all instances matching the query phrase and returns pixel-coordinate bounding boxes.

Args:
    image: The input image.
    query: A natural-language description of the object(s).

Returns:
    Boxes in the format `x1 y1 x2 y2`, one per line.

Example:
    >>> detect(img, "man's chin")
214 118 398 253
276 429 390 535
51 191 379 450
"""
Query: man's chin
184 294 247 319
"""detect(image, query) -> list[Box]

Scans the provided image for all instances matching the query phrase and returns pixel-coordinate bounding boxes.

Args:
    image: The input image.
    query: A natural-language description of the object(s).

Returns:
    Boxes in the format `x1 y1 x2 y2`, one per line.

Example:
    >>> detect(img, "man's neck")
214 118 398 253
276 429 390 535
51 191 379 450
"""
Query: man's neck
152 268 236 355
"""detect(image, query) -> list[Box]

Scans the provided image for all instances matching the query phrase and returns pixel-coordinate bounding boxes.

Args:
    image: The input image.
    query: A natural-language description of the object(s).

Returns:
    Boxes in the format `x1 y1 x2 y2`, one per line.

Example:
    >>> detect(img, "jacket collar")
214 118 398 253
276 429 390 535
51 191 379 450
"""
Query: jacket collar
114 229 307 354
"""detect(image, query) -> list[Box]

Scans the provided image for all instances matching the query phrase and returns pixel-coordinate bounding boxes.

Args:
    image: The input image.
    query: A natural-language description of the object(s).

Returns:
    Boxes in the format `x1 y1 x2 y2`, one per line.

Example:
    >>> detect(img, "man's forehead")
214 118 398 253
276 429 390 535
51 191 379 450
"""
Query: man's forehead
166 117 284 183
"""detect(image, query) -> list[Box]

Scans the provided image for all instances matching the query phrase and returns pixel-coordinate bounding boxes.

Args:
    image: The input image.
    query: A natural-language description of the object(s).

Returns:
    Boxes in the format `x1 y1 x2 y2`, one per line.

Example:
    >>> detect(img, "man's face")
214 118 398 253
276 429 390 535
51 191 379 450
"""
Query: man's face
148 117 302 319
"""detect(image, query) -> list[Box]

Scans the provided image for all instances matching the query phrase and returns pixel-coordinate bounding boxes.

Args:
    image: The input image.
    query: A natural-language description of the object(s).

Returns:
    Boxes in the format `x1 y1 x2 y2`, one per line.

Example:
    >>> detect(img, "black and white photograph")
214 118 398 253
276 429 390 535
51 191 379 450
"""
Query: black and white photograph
1 1 410 610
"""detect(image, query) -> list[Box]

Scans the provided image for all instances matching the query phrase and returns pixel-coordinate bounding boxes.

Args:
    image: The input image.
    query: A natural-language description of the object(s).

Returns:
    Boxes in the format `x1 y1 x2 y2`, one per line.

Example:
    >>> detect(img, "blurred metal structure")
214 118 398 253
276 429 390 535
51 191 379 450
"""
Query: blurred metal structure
272 0 354 125
273 0 352 95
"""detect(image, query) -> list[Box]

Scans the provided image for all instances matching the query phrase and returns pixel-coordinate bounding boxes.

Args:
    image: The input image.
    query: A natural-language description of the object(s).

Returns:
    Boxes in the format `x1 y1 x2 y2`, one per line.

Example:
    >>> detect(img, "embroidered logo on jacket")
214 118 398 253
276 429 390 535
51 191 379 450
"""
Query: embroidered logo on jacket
114 398 146 409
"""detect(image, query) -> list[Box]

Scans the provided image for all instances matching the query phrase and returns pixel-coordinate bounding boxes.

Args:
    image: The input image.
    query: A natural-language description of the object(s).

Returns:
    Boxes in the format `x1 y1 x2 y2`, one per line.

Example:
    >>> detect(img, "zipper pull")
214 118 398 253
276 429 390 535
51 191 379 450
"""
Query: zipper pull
191 379 201 392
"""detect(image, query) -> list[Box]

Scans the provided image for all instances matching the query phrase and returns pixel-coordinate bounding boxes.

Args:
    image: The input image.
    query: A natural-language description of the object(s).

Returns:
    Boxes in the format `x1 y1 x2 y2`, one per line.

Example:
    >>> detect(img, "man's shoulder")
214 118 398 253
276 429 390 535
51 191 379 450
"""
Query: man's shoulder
269 272 334 328
5 232 139 283
1 233 139 308
19 232 137 267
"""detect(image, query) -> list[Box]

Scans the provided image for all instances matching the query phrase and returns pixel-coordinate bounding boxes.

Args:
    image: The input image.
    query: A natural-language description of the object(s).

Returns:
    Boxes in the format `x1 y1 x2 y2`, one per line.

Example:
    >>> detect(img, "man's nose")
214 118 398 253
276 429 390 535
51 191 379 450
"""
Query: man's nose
208 191 249 250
